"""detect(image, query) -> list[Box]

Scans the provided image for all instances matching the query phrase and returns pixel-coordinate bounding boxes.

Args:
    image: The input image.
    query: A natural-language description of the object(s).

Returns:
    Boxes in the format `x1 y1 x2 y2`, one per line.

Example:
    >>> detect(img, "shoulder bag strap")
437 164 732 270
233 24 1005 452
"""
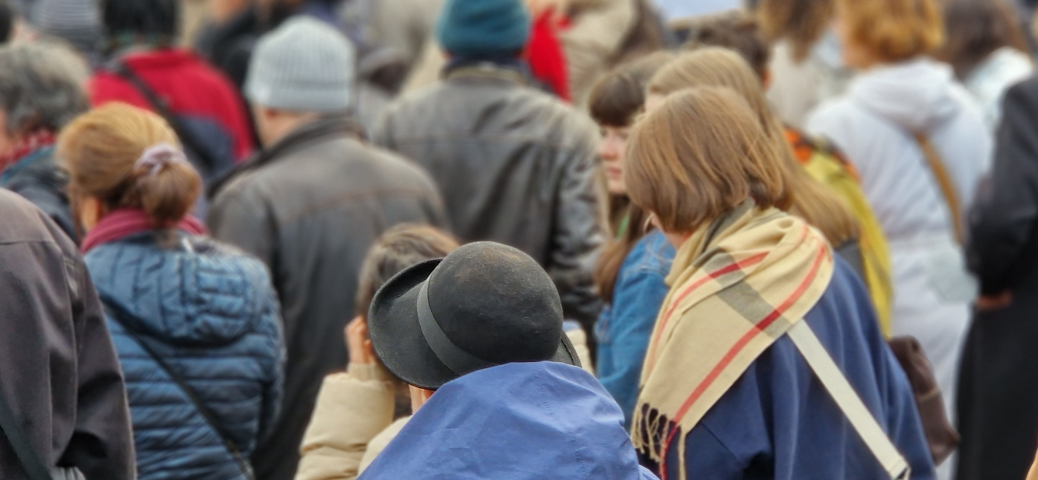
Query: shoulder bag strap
786 320 911 480
914 134 964 244
100 296 255 480
108 61 221 173
0 388 54 480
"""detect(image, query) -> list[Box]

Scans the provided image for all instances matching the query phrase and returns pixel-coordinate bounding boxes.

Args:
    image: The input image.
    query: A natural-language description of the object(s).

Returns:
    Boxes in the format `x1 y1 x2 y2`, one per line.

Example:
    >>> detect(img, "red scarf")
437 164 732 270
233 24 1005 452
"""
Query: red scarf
0 130 56 174
81 208 207 254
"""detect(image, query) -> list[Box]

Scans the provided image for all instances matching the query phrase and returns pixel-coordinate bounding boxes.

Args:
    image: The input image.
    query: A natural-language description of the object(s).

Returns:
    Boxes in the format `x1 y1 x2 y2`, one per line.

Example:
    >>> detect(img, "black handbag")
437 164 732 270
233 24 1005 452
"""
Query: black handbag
101 295 256 480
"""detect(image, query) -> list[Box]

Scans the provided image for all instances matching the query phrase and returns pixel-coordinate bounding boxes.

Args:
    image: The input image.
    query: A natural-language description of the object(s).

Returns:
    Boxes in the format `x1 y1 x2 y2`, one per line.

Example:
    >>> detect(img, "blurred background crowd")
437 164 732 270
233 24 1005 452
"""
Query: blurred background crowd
0 0 1036 479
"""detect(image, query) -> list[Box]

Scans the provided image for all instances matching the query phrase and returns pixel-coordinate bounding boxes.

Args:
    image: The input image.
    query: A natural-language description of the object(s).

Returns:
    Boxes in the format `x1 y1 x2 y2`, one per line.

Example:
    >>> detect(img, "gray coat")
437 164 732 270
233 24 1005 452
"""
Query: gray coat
0 189 135 479
372 65 606 333
207 116 448 480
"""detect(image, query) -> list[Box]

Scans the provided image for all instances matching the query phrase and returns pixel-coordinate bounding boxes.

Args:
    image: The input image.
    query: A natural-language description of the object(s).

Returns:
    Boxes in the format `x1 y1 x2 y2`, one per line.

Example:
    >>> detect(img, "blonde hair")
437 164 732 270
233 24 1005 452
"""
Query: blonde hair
648 49 858 247
625 87 788 233
58 103 201 226
837 0 945 63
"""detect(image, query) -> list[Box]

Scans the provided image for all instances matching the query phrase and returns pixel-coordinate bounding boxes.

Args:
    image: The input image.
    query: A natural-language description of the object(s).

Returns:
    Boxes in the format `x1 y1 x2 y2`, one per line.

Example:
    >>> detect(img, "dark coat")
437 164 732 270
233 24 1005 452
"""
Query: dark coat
85 233 284 480
207 116 448 480
0 190 135 479
959 75 1038 480
372 65 606 333
0 146 76 241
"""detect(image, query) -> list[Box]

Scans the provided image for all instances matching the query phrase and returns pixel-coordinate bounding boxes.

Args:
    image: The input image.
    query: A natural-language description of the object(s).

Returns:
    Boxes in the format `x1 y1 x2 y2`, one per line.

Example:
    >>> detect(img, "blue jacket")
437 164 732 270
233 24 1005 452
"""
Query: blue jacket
596 230 675 428
360 362 658 480
659 257 935 479
85 233 284 480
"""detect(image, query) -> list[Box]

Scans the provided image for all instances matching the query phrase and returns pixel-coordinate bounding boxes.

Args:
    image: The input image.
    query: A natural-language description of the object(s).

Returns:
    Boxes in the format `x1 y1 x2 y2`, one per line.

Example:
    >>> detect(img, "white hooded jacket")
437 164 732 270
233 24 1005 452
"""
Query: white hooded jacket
806 58 990 442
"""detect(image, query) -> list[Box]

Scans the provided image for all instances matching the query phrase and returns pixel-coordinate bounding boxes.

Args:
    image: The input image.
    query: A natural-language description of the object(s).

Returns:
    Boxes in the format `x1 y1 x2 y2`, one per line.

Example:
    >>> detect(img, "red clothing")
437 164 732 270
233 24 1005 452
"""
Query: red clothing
90 49 254 162
526 13 570 102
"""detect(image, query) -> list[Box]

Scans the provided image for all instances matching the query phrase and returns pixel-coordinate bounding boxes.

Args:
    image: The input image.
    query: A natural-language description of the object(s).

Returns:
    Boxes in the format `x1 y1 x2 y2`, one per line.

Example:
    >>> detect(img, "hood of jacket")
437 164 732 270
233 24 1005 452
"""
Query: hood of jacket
85 233 275 346
848 58 964 132
360 362 653 480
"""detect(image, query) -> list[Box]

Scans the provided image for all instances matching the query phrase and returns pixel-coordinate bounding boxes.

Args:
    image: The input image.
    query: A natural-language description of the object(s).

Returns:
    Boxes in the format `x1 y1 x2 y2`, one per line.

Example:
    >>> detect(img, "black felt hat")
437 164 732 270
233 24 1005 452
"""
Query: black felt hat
368 241 580 390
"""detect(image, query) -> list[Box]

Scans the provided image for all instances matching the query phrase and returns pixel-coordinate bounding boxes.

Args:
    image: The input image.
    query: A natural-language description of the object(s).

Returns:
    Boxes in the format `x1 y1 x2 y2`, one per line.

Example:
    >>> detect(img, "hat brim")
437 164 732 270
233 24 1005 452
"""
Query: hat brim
368 259 580 390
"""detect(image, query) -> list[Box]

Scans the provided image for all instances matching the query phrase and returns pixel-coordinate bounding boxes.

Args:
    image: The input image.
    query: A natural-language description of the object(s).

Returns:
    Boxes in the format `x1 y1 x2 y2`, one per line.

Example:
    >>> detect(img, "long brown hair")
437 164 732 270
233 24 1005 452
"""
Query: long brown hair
58 102 201 227
588 52 674 303
648 49 858 247
625 87 789 232
756 0 835 61
933 0 1030 79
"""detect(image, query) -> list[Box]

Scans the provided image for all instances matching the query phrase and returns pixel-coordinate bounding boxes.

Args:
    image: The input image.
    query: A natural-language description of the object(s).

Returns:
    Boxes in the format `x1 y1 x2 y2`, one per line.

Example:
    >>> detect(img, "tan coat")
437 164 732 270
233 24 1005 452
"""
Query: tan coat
295 330 594 480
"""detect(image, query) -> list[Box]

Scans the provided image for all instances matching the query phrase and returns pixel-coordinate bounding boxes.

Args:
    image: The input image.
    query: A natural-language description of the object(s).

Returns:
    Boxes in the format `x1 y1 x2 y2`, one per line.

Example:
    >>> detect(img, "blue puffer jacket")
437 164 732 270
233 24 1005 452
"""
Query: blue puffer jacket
84 232 284 480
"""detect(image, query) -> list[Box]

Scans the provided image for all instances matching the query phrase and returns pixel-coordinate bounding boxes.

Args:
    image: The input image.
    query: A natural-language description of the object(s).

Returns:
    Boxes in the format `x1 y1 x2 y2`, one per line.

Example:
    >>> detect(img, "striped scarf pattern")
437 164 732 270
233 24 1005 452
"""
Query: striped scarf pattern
632 201 835 479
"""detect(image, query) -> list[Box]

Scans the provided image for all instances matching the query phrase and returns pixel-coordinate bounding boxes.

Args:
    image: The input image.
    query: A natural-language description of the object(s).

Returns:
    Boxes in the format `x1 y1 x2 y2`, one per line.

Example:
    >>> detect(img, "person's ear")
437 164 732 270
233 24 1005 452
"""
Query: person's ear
76 195 105 233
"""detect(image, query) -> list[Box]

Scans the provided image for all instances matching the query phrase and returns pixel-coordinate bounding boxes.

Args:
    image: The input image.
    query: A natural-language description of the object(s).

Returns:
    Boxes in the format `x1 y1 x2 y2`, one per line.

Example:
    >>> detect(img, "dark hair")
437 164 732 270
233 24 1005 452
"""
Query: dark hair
684 11 771 81
589 51 676 128
933 0 1030 79
102 0 178 43
588 51 674 304
0 0 11 45
355 224 460 317
756 0 834 61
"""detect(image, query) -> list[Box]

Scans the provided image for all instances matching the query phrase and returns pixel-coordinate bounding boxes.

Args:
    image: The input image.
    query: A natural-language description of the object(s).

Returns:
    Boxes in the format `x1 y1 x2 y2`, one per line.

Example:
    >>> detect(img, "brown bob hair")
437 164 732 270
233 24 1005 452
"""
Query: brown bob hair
625 87 788 233
684 10 771 80
647 49 858 246
837 0 945 63
355 224 459 317
933 0 1029 79
58 103 201 227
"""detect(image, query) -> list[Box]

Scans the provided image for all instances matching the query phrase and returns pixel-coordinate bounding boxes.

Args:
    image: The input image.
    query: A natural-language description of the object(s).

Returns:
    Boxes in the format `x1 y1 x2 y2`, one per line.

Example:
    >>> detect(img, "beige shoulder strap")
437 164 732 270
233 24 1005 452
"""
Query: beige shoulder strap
787 320 911 480
915 134 964 244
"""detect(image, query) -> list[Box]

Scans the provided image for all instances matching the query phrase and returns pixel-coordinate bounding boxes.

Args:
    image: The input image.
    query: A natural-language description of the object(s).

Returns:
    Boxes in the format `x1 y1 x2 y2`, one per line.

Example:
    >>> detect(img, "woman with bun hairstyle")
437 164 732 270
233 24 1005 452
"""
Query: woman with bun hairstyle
60 102 284 480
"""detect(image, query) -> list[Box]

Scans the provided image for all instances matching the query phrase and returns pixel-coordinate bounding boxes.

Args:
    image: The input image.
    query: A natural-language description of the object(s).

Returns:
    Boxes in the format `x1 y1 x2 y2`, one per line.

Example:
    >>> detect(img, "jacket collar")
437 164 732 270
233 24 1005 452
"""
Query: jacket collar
443 58 531 87
208 115 365 198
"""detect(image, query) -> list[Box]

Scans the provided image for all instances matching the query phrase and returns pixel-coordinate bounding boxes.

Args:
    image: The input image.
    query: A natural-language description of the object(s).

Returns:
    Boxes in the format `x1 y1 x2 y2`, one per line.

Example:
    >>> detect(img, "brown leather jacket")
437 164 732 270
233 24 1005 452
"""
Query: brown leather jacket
0 190 135 479
207 116 449 480
372 65 606 333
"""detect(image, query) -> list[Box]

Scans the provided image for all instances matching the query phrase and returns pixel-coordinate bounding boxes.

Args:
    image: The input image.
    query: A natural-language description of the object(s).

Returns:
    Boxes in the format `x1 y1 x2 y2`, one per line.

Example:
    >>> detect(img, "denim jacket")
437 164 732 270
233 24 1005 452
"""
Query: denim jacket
595 230 675 428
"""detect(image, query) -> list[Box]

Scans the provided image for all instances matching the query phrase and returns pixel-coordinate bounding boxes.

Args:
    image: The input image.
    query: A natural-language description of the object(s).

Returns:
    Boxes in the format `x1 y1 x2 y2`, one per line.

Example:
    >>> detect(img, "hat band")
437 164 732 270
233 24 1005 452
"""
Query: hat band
417 281 497 375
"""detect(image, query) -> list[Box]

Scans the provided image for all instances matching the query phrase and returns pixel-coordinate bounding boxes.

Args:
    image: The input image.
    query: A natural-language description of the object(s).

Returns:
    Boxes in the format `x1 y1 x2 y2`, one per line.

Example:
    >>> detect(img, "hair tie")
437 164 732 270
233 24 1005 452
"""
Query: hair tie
135 143 187 178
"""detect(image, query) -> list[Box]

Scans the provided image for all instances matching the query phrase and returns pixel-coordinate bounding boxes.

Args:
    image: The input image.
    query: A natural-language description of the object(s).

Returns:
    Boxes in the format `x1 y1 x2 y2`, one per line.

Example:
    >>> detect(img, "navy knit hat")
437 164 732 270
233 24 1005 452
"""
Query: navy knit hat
435 0 531 57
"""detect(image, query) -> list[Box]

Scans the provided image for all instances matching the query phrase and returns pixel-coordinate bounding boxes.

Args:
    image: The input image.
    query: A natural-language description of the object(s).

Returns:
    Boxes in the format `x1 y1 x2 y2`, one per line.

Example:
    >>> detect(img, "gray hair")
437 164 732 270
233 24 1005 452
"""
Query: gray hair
0 41 89 135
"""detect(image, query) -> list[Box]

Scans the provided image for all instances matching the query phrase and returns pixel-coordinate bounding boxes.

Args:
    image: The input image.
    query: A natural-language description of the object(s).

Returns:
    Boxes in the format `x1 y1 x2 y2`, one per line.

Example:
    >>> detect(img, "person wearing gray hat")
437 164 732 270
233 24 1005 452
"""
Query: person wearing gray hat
208 15 450 480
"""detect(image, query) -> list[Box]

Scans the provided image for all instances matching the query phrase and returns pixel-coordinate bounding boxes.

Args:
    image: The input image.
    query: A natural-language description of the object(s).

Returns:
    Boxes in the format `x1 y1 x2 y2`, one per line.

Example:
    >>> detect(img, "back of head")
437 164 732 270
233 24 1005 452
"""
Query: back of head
102 0 178 50
647 51 857 245
0 41 88 136
589 51 676 128
837 0 944 63
933 0 1029 78
625 87 788 234
756 0 834 61
684 10 771 80
58 103 201 227
356 224 459 317
435 0 530 58
245 16 355 113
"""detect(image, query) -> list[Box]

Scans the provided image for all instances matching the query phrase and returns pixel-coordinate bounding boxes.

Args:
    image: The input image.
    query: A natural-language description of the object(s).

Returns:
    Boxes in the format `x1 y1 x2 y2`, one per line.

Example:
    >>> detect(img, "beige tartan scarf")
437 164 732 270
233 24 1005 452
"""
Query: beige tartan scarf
631 201 835 479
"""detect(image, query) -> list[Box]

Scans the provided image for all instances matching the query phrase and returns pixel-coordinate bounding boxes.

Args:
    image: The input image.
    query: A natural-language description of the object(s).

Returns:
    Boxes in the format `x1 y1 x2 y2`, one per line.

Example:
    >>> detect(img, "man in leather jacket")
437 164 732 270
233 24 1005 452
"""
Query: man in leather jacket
372 0 606 338
207 17 448 480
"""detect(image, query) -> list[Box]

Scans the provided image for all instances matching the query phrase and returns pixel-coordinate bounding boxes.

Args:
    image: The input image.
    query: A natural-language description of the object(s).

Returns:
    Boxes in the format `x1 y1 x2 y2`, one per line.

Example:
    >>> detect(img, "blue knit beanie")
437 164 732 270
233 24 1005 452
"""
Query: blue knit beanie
436 0 531 57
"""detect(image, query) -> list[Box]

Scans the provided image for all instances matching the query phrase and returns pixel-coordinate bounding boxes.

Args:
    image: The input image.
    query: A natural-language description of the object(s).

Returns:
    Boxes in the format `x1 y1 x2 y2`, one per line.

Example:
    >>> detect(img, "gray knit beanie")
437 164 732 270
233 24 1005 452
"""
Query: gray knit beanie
245 16 355 113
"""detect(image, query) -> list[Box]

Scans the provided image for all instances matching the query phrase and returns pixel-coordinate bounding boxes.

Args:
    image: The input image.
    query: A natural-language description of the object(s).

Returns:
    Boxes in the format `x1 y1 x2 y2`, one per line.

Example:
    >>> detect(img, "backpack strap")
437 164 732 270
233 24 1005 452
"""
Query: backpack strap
0 386 55 480
786 320 911 480
914 134 964 244
100 295 256 480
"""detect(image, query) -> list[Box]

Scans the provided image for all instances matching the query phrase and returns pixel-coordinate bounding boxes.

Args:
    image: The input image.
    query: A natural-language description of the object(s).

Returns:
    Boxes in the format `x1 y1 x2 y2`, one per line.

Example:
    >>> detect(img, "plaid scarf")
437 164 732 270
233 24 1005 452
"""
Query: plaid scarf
632 200 835 479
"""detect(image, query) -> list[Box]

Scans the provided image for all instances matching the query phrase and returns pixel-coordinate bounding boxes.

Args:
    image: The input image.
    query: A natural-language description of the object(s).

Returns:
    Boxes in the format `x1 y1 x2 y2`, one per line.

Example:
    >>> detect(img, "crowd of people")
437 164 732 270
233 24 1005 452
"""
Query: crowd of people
0 0 1036 479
